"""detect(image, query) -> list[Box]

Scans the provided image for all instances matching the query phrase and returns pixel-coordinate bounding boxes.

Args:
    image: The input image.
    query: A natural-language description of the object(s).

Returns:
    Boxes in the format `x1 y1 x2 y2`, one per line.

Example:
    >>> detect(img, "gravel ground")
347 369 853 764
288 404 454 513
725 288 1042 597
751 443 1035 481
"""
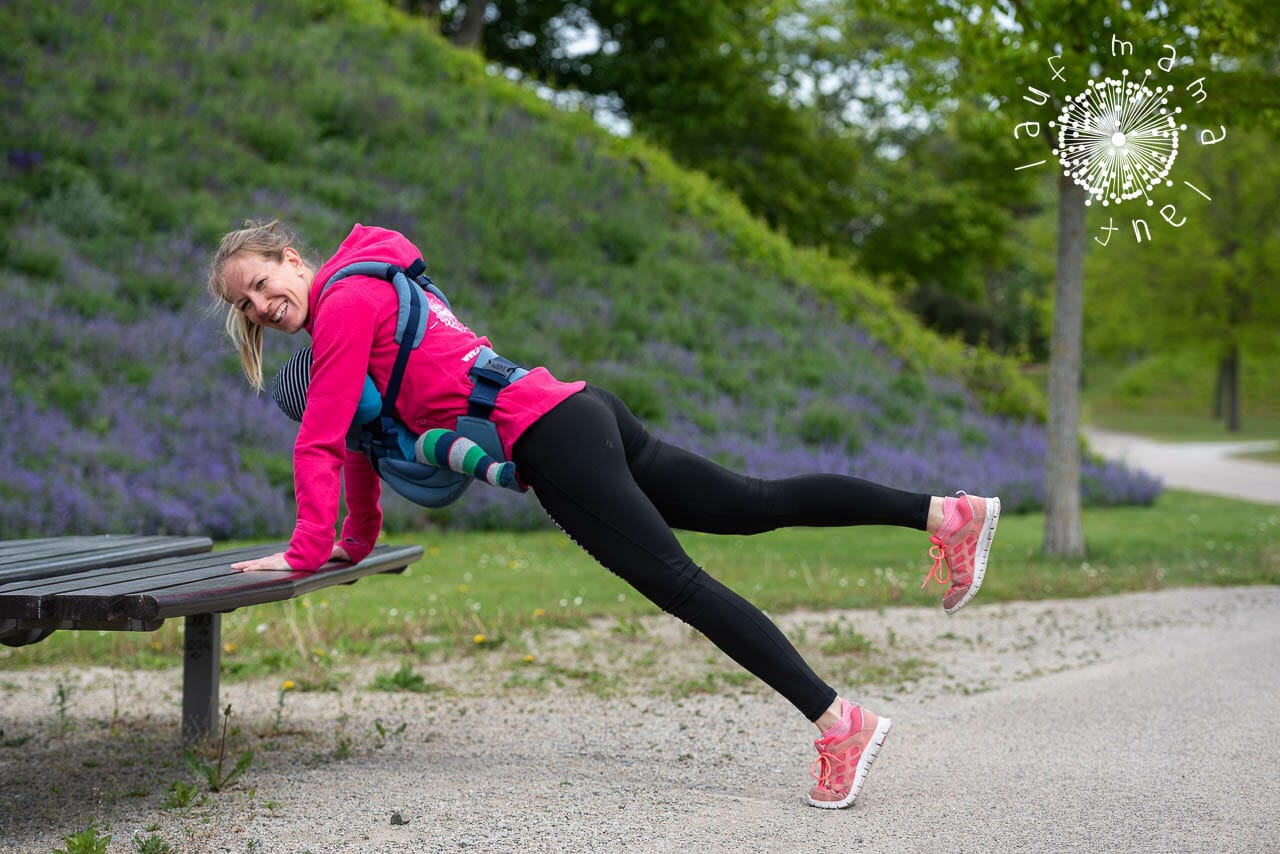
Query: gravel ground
3 584 1279 853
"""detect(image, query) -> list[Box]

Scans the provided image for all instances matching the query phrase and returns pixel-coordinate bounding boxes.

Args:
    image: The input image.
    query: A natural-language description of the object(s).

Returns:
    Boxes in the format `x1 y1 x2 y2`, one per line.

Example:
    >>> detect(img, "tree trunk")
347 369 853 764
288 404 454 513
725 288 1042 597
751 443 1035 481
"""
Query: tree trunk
1224 343 1242 432
451 2 486 48
1213 353 1227 418
1043 173 1088 557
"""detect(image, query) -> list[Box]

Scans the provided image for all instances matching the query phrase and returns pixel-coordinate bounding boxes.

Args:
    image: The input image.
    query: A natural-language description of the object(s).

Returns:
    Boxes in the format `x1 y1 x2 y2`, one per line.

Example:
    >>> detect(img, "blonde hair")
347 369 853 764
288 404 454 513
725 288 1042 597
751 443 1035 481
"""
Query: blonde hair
207 219 309 391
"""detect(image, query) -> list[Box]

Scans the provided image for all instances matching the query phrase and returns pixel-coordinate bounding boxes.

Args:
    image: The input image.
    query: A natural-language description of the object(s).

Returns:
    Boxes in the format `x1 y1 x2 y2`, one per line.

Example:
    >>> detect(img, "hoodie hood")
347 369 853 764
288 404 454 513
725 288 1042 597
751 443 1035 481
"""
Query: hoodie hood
306 224 425 335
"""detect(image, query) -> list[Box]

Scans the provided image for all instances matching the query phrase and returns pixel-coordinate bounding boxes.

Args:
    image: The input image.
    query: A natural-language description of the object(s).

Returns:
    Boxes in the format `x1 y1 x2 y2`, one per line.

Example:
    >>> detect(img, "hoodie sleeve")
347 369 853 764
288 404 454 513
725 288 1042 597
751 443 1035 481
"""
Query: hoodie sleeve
284 283 382 572
339 447 382 564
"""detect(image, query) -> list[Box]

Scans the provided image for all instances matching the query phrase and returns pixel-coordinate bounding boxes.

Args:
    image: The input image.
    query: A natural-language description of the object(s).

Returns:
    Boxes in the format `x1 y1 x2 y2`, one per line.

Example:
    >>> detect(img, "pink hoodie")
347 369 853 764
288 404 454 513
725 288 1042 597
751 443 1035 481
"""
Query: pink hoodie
283 225 585 571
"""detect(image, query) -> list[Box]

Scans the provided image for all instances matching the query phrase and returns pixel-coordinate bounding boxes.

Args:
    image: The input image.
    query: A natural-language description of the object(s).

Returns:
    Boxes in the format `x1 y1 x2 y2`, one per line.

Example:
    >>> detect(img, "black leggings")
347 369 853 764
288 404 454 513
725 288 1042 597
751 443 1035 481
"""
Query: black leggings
512 385 931 721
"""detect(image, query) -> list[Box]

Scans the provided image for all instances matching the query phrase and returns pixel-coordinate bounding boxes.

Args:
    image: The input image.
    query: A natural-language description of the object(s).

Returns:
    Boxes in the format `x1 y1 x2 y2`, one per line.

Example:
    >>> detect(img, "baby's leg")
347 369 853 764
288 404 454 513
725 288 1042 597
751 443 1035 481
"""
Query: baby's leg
416 428 519 489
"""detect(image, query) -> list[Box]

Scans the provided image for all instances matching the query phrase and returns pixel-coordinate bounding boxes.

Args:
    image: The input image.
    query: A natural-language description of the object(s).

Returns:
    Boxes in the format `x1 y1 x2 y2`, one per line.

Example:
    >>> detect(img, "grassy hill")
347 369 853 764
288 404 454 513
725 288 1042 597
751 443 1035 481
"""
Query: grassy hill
0 0 1158 538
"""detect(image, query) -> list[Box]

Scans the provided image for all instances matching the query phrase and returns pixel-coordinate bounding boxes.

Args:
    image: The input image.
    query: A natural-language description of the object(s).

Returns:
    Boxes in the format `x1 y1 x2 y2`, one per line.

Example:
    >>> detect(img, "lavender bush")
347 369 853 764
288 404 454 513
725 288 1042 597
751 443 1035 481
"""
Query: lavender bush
0 258 1159 540
0 280 297 539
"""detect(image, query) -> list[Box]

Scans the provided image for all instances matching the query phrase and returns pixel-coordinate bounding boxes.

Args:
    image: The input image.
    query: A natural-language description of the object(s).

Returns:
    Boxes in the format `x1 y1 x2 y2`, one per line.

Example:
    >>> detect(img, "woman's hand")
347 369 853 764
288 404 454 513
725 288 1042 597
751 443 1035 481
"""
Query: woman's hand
230 551 295 572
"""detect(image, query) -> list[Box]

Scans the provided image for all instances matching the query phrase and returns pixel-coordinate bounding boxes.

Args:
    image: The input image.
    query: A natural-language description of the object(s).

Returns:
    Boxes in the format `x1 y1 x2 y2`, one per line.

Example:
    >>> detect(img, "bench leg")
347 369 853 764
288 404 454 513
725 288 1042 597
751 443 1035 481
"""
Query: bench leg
181 612 221 746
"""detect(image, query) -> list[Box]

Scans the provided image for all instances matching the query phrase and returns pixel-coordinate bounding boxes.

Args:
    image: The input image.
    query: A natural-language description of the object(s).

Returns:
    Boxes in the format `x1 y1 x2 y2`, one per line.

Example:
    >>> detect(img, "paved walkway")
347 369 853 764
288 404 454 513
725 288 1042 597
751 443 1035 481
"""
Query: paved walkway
1085 427 1280 504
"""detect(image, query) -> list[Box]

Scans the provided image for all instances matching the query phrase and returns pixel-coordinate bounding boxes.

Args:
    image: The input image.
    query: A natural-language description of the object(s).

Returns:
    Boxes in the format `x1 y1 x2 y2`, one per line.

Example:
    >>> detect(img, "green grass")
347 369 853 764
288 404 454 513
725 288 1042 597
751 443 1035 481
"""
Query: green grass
1083 347 1280 442
4 492 1276 677
1236 447 1280 464
1085 410 1280 443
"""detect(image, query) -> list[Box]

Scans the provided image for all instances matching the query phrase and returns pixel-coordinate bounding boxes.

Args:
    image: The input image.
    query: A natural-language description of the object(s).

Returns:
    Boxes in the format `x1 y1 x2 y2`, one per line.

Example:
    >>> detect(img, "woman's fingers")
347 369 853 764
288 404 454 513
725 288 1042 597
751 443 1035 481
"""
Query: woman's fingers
230 552 292 571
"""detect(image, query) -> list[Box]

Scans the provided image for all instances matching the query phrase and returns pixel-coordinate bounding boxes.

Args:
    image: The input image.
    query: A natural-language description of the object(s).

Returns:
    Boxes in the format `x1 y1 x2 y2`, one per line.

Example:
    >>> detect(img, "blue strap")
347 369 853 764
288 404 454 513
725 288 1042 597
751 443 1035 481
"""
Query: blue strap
321 259 527 469
379 291 420 428
322 262 428 347
404 259 452 313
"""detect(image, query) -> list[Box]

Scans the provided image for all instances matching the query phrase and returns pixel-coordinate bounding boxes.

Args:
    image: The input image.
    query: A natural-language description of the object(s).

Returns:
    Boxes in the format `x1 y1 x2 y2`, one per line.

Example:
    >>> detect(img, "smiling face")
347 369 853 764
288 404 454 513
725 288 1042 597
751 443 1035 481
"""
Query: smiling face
221 246 313 335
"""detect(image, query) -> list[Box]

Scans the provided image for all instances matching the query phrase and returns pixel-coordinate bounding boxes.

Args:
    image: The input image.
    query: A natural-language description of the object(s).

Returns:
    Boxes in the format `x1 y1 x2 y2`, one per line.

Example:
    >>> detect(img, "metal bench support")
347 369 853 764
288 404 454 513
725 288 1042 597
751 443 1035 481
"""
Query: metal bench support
181 612 221 745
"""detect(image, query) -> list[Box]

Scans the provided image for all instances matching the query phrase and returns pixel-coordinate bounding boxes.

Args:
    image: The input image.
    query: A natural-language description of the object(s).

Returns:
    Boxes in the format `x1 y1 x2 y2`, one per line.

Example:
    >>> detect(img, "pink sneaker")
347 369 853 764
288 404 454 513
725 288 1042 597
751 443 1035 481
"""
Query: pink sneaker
921 492 1001 614
807 701 892 809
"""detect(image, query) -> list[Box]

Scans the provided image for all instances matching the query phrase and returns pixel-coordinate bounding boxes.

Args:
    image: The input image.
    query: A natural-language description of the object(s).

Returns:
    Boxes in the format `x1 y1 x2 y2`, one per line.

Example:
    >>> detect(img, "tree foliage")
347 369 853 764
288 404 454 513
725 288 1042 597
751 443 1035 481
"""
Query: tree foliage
1085 128 1280 429
470 1 869 250
847 0 1279 554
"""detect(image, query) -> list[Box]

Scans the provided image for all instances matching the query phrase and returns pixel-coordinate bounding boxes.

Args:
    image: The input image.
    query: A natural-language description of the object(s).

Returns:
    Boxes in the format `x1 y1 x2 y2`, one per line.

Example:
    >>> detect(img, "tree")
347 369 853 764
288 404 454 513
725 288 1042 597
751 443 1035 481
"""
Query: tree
407 0 868 251
850 101 1046 354
397 0 488 47
1084 129 1280 432
856 0 1279 555
408 1 1048 351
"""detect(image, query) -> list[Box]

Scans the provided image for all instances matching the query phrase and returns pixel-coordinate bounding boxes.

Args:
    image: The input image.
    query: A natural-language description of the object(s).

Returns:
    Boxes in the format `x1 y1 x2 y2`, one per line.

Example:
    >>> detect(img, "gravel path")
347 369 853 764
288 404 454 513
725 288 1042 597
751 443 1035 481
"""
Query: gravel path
4 428 1277 852
3 584 1279 853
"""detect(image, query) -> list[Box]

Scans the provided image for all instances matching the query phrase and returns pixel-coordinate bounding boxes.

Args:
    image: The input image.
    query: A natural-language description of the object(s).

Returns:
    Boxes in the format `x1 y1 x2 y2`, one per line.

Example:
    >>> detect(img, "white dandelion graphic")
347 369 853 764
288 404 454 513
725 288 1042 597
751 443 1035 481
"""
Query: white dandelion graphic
1050 69 1188 206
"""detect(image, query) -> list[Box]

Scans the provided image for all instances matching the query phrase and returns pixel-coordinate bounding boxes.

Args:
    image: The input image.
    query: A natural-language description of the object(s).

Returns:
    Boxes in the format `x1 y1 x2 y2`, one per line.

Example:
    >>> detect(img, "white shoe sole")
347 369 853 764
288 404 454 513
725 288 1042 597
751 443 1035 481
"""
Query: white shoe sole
944 496 1001 615
806 716 892 809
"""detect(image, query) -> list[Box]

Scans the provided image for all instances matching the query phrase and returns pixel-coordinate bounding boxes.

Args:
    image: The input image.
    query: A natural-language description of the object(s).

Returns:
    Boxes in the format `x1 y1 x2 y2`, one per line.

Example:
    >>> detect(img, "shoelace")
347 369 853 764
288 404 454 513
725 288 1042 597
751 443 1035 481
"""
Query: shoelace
920 540 950 589
921 490 969 589
810 750 838 788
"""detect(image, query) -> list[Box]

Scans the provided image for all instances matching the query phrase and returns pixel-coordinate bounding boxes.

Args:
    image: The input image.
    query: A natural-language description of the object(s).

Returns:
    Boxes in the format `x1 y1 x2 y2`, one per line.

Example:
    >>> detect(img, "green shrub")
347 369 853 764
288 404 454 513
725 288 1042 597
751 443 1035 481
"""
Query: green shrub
119 274 189 311
238 115 307 164
32 163 124 239
799 401 861 452
6 240 64 279
608 375 668 424
240 448 295 492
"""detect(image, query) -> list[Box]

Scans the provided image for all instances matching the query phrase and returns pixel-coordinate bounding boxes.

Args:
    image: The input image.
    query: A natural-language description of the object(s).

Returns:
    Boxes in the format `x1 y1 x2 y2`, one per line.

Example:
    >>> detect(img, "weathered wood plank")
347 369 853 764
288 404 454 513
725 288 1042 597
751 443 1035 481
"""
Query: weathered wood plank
0 536 212 584
0 544 422 623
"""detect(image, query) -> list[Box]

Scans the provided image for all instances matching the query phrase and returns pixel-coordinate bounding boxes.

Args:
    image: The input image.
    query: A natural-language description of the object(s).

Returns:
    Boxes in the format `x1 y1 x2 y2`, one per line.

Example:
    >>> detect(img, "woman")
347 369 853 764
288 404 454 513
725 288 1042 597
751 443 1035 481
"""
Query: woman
208 219 1001 809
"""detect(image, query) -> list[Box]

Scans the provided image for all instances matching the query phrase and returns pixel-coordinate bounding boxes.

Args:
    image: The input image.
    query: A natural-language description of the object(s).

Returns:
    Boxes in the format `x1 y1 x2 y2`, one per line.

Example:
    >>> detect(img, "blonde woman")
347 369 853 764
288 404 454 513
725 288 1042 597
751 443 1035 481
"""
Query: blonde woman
209 219 1000 809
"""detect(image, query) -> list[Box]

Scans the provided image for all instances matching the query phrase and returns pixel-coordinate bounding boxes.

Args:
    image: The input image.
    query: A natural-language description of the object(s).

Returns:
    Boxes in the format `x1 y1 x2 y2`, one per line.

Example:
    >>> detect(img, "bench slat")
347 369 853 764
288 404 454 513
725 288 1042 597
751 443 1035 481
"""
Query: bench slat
0 536 212 583
15 547 286 621
149 545 421 619
1 549 246 599
0 535 158 565
5 545 421 623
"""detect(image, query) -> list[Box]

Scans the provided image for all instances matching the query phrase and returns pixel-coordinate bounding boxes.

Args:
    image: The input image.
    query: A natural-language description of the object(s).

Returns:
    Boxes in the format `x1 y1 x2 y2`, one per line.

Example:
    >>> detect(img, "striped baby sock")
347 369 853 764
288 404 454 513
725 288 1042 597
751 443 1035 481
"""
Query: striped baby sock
414 428 519 490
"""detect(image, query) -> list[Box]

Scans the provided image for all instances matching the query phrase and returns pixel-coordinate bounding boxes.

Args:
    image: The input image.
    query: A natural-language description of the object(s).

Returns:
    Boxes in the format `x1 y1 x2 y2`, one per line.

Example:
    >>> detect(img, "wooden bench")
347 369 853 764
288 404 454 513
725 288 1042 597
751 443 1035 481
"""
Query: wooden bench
0 535 422 744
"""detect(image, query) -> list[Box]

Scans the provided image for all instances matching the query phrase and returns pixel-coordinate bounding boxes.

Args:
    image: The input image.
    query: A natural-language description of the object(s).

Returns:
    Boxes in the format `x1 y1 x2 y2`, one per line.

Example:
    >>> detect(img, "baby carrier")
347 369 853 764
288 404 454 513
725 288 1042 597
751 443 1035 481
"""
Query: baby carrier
271 259 527 508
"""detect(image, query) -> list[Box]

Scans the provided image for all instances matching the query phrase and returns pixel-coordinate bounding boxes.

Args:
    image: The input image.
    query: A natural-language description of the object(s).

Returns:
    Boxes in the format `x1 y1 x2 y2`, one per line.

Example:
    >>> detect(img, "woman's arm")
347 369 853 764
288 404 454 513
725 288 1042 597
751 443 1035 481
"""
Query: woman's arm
338 447 383 563
282 285 383 571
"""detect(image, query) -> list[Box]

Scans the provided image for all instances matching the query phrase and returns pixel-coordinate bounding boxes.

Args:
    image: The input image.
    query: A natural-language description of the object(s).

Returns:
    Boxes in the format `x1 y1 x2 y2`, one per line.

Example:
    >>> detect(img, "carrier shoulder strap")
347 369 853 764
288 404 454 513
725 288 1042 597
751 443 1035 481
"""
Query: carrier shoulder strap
320 259 452 418
319 257 524 465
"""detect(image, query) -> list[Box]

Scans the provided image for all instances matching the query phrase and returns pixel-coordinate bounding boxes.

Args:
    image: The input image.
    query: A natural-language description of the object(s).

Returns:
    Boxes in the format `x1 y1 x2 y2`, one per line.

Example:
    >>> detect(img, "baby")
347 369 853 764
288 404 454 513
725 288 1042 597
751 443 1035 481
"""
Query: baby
270 346 520 491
